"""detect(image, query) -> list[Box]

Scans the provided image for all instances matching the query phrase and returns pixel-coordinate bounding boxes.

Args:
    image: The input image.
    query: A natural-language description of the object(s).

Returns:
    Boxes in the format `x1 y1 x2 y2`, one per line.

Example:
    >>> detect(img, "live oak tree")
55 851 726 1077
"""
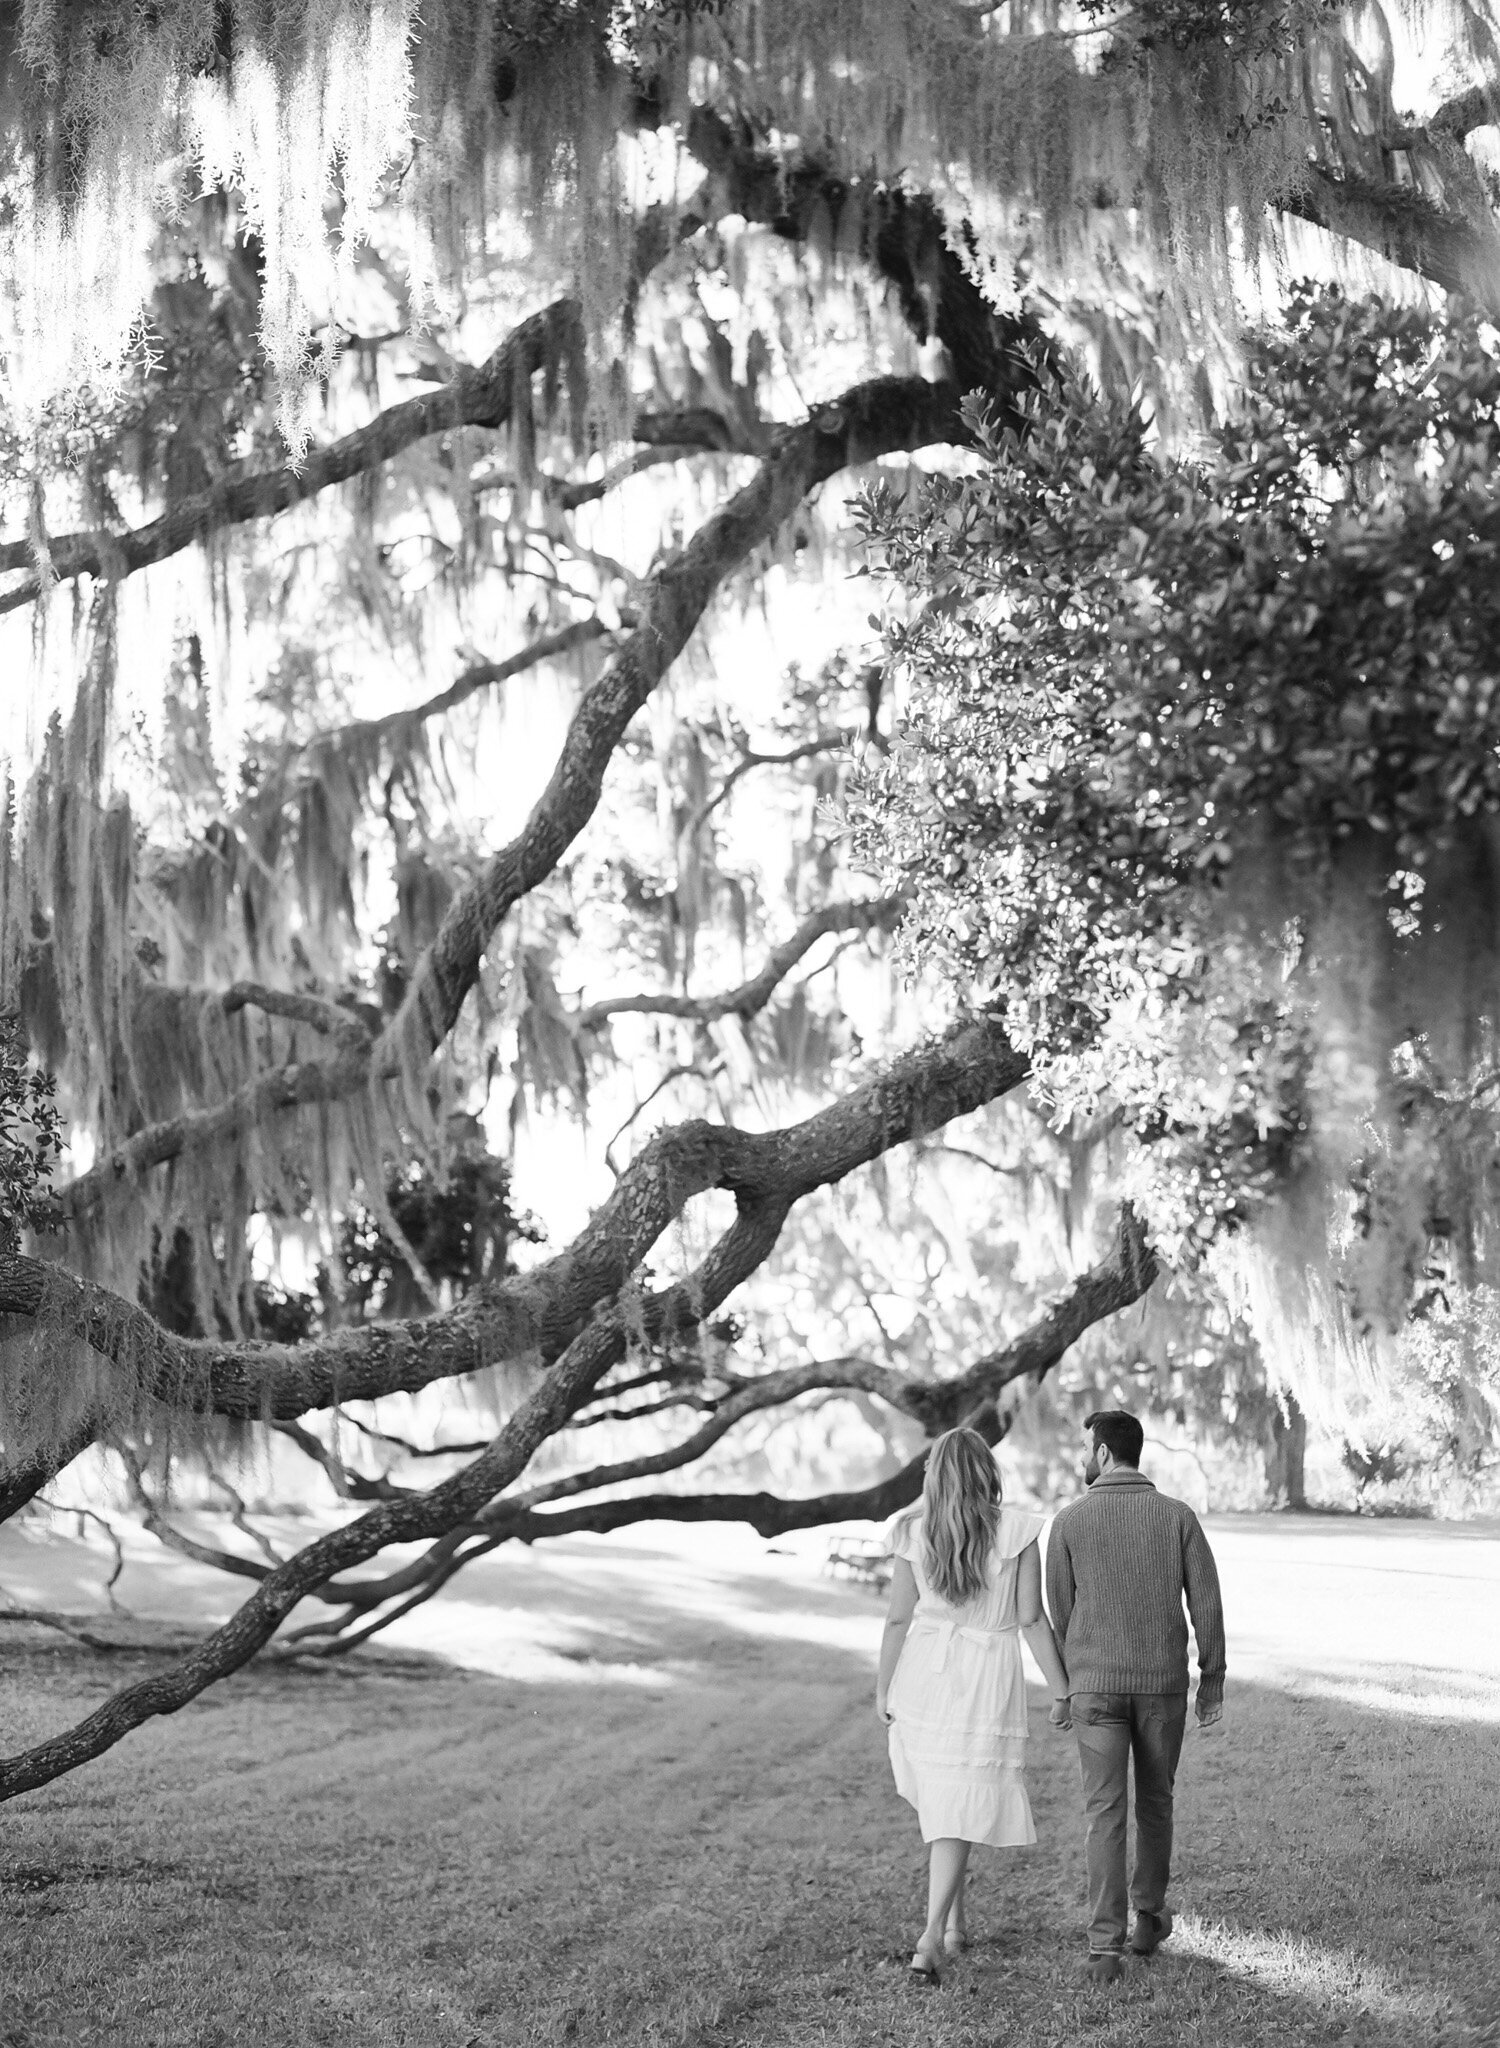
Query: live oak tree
0 0 1497 1796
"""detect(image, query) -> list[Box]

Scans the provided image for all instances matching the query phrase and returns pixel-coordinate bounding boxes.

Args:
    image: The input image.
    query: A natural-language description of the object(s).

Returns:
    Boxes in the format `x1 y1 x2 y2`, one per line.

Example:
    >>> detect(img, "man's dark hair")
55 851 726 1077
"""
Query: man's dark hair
1085 1409 1144 1468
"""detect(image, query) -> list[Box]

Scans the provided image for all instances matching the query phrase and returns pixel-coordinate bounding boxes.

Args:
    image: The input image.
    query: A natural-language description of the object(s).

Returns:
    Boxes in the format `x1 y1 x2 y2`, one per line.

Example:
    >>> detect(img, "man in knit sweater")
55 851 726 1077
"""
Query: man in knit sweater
1045 1408 1226 1985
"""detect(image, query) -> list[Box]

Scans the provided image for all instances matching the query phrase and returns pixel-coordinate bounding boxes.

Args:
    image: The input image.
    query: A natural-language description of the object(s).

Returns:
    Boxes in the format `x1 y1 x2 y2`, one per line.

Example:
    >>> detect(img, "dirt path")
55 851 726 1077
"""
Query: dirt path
1 1516 1496 2047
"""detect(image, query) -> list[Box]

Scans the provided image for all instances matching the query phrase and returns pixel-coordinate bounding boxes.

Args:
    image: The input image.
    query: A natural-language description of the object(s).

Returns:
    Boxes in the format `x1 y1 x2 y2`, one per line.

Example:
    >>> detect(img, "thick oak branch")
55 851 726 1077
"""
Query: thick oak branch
2 1014 1030 1426
1279 162 1500 310
0 1187 787 1799
0 1418 103 1523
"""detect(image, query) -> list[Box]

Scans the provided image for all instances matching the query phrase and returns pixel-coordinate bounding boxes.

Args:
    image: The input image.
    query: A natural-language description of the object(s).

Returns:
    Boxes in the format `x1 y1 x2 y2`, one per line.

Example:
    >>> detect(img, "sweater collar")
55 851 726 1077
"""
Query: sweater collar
1090 1468 1155 1490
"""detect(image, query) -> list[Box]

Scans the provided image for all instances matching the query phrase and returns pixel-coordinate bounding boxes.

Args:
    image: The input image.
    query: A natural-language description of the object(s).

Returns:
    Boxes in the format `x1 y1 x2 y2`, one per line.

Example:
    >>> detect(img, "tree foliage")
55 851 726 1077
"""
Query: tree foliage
0 1014 63 1255
853 287 1500 1445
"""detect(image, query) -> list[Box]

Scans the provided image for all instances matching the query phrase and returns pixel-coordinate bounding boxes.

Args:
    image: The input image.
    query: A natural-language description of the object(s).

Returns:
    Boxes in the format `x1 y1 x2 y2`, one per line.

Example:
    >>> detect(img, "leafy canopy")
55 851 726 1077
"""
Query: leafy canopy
854 290 1500 1343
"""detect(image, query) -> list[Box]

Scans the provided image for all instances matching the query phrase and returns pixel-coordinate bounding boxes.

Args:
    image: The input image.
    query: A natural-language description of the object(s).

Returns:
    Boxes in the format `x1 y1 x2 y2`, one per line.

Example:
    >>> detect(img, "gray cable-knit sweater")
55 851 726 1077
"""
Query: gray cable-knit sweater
1044 1469 1227 1702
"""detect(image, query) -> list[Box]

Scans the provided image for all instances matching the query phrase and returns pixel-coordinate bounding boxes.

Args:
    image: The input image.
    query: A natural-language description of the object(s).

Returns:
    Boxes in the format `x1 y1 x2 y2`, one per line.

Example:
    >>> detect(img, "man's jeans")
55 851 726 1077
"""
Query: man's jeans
1071 1691 1188 1953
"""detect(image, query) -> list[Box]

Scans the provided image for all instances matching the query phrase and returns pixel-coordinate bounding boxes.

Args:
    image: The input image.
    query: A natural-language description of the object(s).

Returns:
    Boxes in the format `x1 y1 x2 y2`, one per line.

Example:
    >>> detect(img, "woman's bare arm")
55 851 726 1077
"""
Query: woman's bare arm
875 1557 918 1722
1017 1541 1072 1725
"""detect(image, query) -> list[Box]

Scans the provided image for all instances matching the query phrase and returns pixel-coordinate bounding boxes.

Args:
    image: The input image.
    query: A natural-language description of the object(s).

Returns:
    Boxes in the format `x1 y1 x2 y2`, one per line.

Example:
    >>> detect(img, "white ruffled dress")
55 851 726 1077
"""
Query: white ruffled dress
881 1504 1048 1847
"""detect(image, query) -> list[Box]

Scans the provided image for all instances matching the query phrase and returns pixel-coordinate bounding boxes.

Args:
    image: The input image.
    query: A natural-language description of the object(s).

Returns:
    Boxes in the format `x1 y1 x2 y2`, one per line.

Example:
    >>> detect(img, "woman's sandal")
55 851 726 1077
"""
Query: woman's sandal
943 1928 969 1958
908 1946 943 1987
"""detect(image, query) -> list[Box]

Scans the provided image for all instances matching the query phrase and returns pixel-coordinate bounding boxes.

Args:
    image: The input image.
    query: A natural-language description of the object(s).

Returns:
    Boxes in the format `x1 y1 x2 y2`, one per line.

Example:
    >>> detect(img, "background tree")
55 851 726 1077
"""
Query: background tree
0 0 1497 1797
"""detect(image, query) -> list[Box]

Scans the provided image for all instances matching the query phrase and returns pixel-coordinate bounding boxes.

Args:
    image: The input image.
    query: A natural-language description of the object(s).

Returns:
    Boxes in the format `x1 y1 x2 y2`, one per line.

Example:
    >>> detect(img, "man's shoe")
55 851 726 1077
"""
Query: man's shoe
1129 1909 1173 1957
1084 1951 1124 1986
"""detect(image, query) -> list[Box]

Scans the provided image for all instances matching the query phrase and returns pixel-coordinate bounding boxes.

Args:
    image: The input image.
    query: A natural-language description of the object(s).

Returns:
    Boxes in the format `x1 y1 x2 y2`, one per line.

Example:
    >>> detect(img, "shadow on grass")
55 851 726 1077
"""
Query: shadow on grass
0 1528 1497 2047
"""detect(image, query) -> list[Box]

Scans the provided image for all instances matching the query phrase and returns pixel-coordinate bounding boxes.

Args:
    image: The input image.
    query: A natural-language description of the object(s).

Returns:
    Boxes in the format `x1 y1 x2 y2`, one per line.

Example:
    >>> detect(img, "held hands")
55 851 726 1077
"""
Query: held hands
875 1695 895 1726
1048 1697 1073 1731
1195 1695 1223 1728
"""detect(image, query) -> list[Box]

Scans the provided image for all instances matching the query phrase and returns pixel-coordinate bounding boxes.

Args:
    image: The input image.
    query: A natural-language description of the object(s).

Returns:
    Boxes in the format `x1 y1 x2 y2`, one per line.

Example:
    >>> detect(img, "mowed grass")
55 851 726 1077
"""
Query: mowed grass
0 1535 1497 2048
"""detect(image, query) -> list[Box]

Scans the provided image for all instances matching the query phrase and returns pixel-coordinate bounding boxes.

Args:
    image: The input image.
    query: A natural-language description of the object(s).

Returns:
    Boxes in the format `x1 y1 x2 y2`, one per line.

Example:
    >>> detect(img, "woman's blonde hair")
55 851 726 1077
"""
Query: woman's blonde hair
919 1427 1002 1604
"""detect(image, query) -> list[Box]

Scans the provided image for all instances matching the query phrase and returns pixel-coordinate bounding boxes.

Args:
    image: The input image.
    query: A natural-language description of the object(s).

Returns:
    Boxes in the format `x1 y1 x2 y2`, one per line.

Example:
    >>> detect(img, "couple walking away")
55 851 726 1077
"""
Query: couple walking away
875 1410 1226 1986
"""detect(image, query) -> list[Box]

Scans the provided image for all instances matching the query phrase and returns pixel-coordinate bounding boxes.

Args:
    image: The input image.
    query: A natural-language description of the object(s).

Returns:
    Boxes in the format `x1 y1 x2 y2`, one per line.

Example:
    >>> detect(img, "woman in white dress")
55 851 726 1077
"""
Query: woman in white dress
875 1426 1073 1983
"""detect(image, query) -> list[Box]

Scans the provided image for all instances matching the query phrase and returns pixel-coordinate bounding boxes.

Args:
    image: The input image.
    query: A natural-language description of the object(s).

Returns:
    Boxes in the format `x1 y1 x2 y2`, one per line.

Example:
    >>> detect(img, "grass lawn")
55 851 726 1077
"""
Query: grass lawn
0 1519 1496 2048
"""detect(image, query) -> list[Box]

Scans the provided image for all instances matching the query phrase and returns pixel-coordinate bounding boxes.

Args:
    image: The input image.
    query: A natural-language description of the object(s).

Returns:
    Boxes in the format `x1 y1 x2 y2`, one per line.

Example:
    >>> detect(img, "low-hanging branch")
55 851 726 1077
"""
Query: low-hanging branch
220 1201 1158 1651
179 1207 1154 1619
0 1181 793 1798
114 1442 277 1585
0 1191 1156 1770
575 894 905 1031
0 1011 1031 1437
51 371 987 1230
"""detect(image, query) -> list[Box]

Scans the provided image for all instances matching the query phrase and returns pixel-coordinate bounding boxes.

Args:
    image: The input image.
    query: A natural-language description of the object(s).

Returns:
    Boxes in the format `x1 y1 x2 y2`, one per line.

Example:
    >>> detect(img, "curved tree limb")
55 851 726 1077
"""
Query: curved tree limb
0 302 585 612
51 1026 376 1228
1280 161 1500 310
0 1605 144 1653
338 1412 495 1460
906 1201 1156 1433
0 1416 105 1523
497 1199 1155 1520
473 406 768 513
564 1388 717 1427
218 984 372 1046
284 1530 509 1655
51 372 988 1227
501 1357 917 1513
7 1192 1156 1700
115 1442 271 1586
681 108 1040 397
0 1184 789 1799
1 1013 1030 1428
284 1200 1155 1634
576 894 905 1031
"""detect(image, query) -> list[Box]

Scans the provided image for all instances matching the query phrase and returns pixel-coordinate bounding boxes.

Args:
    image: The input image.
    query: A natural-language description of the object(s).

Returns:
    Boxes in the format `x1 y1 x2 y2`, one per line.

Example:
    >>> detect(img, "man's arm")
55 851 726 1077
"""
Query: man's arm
1182 1512 1226 1723
1044 1517 1076 1642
